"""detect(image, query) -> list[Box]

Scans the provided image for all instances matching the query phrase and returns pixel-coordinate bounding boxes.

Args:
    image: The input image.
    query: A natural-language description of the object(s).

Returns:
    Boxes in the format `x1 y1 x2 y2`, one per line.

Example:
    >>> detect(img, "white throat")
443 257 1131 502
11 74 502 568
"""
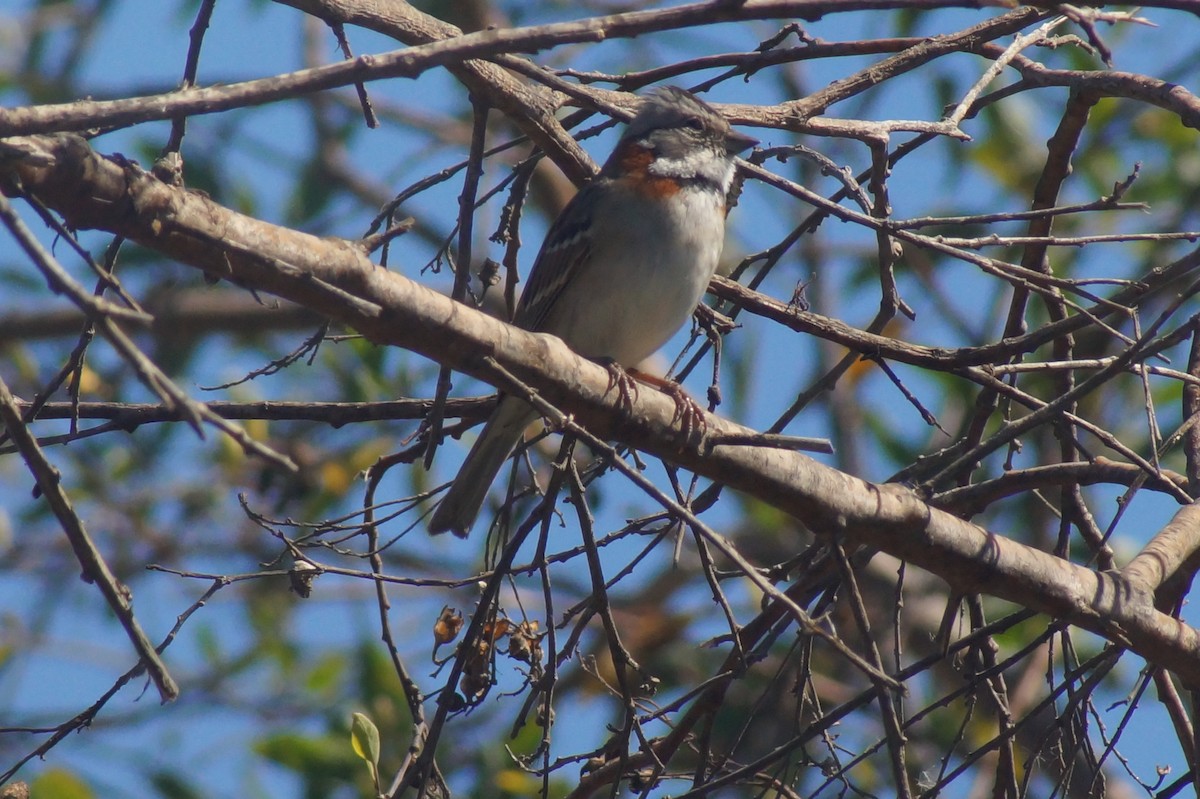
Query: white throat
648 149 736 194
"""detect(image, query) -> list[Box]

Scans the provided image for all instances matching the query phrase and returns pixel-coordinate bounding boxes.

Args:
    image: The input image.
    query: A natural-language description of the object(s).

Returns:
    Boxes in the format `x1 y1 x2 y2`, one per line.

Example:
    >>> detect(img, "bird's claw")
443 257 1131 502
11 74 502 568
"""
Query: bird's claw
664 382 708 440
600 361 706 440
600 359 639 411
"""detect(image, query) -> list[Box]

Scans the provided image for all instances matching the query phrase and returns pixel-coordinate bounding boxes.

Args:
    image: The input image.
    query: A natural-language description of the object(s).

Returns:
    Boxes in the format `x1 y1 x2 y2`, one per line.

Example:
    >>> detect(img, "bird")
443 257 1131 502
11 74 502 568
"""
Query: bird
428 86 757 537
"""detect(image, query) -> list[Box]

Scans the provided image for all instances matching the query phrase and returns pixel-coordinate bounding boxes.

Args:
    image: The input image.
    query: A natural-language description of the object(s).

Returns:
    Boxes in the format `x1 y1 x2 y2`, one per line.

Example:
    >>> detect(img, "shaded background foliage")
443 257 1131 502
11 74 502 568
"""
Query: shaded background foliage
2 1 1200 798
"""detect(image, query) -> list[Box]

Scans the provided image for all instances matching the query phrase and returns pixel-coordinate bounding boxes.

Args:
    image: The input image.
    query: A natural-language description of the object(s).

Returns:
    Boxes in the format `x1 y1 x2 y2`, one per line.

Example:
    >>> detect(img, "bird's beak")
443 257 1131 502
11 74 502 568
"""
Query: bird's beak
726 129 758 155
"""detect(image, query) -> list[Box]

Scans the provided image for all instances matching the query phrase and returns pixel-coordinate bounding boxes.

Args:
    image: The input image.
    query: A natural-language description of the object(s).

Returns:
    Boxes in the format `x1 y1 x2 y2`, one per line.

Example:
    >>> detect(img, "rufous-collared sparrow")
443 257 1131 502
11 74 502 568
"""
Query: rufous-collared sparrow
428 86 757 537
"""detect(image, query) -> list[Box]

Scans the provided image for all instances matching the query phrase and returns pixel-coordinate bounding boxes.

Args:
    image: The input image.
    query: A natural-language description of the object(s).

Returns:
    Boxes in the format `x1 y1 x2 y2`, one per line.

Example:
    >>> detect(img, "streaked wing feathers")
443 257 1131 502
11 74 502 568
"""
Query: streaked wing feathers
514 181 603 332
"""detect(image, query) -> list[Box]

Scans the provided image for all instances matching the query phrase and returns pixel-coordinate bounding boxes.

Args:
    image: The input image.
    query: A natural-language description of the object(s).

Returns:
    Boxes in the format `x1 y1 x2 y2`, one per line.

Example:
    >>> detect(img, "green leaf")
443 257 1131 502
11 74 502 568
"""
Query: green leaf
30 768 93 799
350 711 381 791
147 769 204 799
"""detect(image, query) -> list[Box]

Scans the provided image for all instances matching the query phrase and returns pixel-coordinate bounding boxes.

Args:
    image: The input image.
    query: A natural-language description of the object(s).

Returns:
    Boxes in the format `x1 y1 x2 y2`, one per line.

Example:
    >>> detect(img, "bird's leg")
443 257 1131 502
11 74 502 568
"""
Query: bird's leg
594 359 707 439
627 368 707 440
596 357 639 411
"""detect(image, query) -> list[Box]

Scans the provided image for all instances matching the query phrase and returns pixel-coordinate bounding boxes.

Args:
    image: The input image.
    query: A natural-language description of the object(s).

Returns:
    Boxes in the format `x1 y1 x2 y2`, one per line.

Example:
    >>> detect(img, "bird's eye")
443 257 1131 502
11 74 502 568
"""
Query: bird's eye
684 117 705 132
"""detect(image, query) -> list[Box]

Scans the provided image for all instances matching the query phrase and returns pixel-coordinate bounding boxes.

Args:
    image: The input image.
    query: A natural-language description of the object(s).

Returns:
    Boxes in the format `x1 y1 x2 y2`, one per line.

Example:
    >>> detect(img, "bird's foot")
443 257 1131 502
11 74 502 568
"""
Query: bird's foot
598 358 639 411
627 368 707 440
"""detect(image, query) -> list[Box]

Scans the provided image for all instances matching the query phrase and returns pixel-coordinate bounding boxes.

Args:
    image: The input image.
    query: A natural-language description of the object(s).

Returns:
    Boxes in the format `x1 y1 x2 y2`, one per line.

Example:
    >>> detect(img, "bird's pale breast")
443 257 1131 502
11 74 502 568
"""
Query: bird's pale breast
539 179 726 366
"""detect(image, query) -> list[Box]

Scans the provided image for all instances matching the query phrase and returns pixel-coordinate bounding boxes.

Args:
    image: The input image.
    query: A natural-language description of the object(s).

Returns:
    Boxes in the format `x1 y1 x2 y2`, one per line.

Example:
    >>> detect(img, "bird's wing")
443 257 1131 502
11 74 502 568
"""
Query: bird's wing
514 179 605 333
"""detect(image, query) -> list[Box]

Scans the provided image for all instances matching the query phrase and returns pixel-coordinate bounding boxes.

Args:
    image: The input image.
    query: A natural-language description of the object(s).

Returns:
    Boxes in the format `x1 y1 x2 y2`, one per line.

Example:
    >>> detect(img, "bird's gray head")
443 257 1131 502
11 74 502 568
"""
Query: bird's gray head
606 86 758 191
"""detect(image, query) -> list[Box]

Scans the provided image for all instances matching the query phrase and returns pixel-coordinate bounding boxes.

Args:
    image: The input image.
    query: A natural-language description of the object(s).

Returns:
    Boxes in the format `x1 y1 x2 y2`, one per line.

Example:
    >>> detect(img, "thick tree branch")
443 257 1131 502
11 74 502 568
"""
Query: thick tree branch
6 132 1200 686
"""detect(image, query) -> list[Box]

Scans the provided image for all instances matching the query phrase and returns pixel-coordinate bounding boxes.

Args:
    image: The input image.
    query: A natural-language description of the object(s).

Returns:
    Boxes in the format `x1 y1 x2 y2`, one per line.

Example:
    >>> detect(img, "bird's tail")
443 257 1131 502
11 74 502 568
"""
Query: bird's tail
428 397 538 537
